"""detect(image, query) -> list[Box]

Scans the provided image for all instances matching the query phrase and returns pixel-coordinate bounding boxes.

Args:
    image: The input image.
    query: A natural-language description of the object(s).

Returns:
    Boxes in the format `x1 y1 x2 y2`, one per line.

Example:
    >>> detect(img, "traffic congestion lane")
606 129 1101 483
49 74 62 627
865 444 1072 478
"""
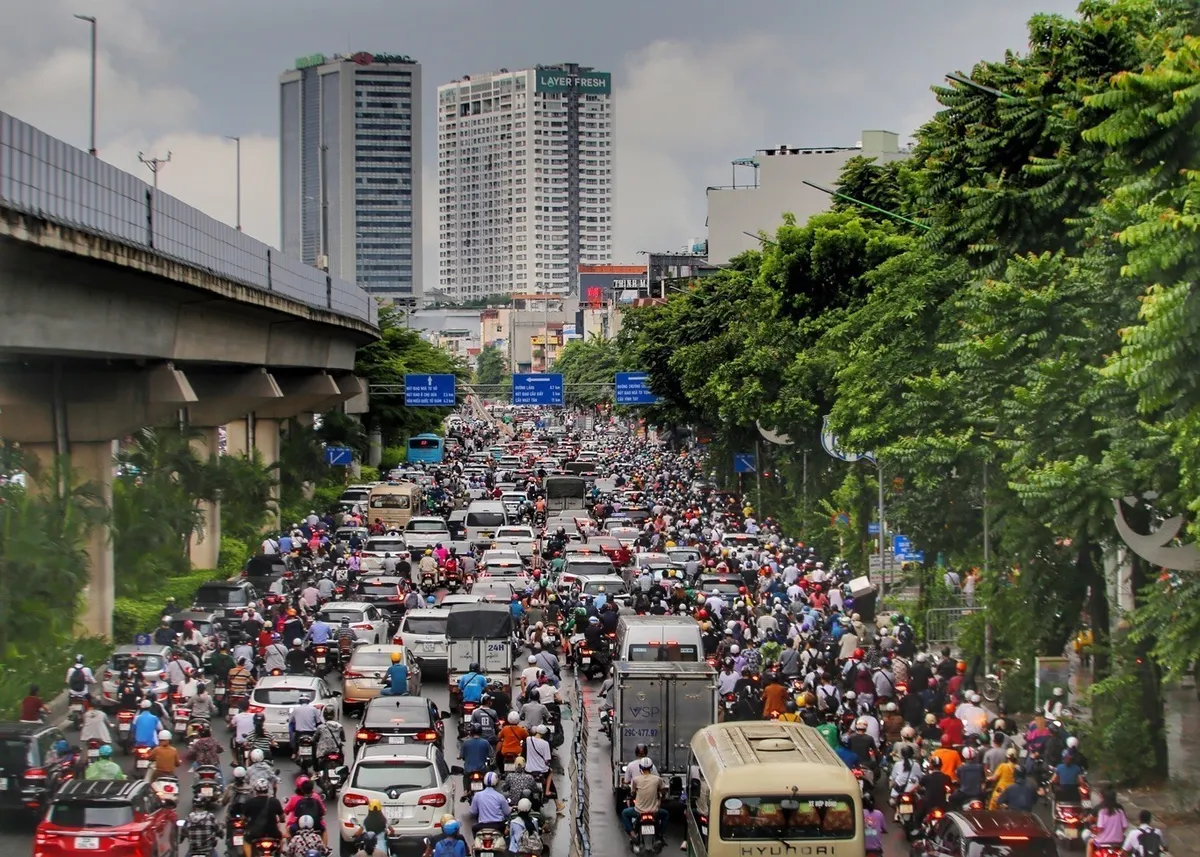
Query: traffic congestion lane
0 661 575 857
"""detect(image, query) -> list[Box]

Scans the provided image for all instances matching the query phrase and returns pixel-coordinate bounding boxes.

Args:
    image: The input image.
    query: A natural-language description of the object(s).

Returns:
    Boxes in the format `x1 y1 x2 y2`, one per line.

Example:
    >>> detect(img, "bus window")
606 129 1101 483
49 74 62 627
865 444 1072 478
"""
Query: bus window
717 795 856 841
369 494 411 509
627 644 700 663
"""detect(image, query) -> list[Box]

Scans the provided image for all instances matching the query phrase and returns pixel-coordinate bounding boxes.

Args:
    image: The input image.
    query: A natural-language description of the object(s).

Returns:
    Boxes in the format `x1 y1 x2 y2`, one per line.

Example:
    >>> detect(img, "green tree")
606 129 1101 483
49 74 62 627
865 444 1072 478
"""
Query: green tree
475 344 510 389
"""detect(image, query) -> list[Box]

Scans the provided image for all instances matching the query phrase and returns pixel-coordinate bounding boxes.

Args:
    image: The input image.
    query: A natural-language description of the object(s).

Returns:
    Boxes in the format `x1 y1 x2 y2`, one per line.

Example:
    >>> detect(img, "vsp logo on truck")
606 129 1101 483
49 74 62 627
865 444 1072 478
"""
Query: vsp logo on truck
629 706 661 718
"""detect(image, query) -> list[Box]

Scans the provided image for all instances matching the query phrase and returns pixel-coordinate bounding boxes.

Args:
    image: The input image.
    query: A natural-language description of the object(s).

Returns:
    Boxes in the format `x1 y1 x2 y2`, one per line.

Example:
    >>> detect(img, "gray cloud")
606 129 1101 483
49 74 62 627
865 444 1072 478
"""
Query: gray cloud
0 0 1079 290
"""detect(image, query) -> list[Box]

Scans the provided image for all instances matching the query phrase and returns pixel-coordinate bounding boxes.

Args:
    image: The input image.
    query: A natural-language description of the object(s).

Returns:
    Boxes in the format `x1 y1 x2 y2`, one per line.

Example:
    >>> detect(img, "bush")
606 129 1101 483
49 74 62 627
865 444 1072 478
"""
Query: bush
379 446 405 471
1078 669 1161 784
111 567 222 642
218 535 252 578
358 465 380 483
0 637 111 719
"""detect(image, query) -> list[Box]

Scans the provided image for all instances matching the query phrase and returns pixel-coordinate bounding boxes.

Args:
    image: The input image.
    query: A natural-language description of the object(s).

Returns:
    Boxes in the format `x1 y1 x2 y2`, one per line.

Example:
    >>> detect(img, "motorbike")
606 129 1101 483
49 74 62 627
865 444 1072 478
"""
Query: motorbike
420 569 438 594
295 733 317 774
720 693 737 722
211 679 228 715
474 826 508 857
630 808 664 854
466 769 486 797
1052 784 1090 849
311 644 332 677
249 836 282 857
895 792 918 839
458 701 480 740
67 697 87 731
316 750 348 799
192 765 221 805
134 745 153 772
910 806 947 853
171 695 191 738
498 750 522 774
84 738 104 765
150 775 180 807
599 705 613 739
116 710 135 754
226 807 249 853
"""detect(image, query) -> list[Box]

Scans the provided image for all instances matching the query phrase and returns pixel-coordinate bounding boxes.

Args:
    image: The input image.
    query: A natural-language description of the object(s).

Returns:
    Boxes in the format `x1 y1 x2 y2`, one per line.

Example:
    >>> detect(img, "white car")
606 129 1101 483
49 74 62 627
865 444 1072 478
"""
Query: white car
404 517 451 552
338 744 459 850
250 675 342 742
362 535 407 558
321 602 389 644
398 608 451 666
439 593 482 609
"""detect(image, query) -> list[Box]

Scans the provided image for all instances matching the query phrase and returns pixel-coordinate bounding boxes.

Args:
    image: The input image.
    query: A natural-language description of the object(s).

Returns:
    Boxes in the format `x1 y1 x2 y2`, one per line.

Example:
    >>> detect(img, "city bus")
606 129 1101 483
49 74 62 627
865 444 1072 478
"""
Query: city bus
366 482 422 531
686 722 864 857
407 433 444 464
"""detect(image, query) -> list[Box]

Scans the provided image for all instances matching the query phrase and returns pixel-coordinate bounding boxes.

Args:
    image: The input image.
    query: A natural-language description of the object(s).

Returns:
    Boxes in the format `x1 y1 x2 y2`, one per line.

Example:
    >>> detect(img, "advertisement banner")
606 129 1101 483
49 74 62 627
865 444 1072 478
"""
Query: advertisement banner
536 70 612 94
578 265 647 305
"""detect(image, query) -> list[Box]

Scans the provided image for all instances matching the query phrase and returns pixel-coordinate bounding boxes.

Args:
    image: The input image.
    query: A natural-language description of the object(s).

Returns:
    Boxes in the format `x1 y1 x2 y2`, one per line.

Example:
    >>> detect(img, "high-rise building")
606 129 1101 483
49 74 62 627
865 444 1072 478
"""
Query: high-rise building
437 63 614 300
280 51 422 303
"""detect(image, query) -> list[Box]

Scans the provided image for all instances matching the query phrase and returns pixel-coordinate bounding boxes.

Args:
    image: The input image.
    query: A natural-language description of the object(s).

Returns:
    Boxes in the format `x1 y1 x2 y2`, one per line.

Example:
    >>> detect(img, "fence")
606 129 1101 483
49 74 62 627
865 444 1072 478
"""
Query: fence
567 672 592 857
925 605 983 649
0 111 377 328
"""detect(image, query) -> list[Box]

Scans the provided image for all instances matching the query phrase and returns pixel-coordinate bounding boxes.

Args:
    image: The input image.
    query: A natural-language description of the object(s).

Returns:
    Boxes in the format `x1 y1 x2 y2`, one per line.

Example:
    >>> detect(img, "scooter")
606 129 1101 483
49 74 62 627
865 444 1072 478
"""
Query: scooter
1052 785 1090 850
295 733 317 774
474 825 508 857
68 697 87 731
629 809 664 854
171 695 191 738
134 745 153 772
599 705 613 739
311 645 332 677
316 750 348 799
116 710 135 754
249 836 282 857
191 765 221 805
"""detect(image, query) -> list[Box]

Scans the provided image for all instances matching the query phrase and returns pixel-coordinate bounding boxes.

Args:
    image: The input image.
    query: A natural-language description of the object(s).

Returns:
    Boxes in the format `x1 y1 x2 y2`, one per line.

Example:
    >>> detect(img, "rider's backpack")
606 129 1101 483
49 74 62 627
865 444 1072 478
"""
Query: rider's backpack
1137 829 1163 857
68 667 87 693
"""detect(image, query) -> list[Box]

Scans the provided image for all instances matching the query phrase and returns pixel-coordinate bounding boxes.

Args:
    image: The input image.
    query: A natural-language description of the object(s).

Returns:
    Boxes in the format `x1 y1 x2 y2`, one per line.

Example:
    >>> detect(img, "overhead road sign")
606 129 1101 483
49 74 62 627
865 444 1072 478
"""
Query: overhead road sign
512 373 564 406
614 372 660 406
404 374 456 407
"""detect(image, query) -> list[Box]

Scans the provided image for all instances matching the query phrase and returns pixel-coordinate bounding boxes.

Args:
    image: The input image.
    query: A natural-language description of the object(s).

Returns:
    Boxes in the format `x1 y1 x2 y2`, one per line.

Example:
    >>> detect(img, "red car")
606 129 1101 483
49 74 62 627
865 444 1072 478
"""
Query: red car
34 779 178 857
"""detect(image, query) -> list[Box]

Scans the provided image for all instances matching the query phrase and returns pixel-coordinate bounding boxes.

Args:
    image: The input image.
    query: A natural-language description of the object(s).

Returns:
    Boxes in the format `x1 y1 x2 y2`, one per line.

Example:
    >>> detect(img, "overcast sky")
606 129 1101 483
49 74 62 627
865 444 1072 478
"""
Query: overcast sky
1 0 1079 290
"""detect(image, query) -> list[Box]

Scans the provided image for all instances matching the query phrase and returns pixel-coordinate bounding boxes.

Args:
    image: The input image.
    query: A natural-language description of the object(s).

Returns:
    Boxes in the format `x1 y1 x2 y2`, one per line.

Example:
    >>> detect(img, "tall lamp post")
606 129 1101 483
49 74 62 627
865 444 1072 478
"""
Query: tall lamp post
225 135 242 230
73 14 97 156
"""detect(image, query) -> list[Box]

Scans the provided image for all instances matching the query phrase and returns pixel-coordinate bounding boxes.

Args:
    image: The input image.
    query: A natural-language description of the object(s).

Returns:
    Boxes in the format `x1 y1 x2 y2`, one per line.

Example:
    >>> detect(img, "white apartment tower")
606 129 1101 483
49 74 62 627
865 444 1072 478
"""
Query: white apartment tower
437 63 614 300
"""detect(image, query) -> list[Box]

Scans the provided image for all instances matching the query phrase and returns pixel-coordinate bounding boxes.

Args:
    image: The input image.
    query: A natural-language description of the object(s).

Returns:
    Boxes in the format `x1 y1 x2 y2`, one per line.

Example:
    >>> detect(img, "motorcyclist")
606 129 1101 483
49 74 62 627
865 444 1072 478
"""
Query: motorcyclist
953 746 987 808
262 635 288 674
153 616 176 647
468 771 510 834
245 748 278 793
80 704 114 747
65 654 95 707
380 651 409 696
288 694 321 759
314 706 345 760
304 613 333 646
132 699 164 749
622 757 668 844
458 662 489 706
285 639 311 675
84 744 126 780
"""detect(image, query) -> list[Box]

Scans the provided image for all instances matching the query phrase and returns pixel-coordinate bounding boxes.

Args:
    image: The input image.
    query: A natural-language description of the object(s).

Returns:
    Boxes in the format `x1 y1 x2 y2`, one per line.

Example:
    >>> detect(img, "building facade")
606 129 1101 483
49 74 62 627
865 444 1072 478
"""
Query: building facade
437 64 614 301
706 130 904 264
280 52 422 303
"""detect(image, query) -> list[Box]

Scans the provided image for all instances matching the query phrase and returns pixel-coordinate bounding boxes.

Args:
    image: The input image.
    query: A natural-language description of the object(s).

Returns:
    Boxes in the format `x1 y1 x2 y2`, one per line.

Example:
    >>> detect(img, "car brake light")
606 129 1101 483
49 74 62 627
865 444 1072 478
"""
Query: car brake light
343 671 363 680
999 837 1029 842
418 793 447 807
343 793 370 807
353 623 373 630
356 730 379 742
24 768 47 780
247 705 265 714
416 730 438 742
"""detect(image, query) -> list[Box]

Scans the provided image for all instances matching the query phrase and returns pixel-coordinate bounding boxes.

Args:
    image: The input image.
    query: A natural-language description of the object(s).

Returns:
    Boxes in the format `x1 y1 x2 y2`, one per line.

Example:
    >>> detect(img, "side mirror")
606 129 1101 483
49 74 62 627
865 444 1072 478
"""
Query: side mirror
330 690 342 697
440 710 451 719
450 765 464 775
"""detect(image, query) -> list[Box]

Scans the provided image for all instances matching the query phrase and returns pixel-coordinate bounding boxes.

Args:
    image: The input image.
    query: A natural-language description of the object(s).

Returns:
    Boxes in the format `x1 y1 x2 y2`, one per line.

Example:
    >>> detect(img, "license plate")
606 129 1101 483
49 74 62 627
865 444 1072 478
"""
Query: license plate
232 835 244 846
300 747 313 757
118 723 130 732
316 656 326 664
900 804 914 815
1063 828 1079 840
88 748 99 759
423 642 437 652
136 758 148 769
641 825 657 835
200 786 213 797
70 703 83 712
215 688 225 697
504 762 516 772
479 851 494 857
471 781 483 791
581 657 591 665
389 736 406 744
0 779 7 791
75 837 100 849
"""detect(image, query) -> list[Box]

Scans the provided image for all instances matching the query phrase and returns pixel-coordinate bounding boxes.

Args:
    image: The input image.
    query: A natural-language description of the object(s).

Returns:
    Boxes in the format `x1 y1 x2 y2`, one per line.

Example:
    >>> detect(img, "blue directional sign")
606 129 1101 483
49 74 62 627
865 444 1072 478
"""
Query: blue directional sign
902 550 926 564
868 522 880 535
733 453 756 474
512 373 564 406
614 372 660 406
324 446 353 466
893 535 912 556
404 374 457 407
133 633 152 646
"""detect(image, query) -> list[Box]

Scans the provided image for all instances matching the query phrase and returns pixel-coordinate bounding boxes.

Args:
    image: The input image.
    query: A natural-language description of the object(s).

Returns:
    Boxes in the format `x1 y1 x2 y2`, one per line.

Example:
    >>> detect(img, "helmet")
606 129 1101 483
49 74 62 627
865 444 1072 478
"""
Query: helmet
444 820 461 836
157 730 171 742
901 726 915 740
929 755 943 770
254 780 270 793
1006 747 1019 760
517 798 533 813
956 661 967 674
324 706 337 721
853 648 865 660
298 695 313 705
98 744 113 758
1053 687 1064 697
507 711 520 724
845 691 857 701
994 719 1007 731
292 638 303 647
940 733 953 746
340 618 350 627
1066 736 1079 749
298 815 315 830
962 747 977 761
140 699 152 710
469 662 481 672
183 620 194 630
885 702 897 712
249 749 265 763
484 772 499 788
855 719 868 732
640 757 654 770
427 596 437 605
391 652 401 664
233 766 247 779
943 703 956 715
528 656 538 664
925 713 937 725
729 645 740 656
287 608 297 617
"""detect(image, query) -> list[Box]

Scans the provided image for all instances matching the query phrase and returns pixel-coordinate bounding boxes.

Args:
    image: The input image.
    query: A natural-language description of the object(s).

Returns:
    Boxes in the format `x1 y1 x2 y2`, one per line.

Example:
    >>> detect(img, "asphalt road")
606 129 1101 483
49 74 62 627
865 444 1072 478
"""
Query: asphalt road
0 653 577 857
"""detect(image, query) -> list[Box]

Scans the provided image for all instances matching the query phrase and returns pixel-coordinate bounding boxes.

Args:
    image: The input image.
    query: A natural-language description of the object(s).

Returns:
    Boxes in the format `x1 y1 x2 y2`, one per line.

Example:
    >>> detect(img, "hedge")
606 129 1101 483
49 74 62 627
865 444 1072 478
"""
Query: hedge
111 567 226 643
218 535 253 579
0 637 112 719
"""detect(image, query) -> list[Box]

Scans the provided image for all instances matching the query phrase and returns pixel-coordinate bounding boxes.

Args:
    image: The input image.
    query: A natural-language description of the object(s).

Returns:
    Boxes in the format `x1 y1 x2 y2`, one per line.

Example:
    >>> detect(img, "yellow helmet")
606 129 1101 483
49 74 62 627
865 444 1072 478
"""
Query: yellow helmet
391 652 401 663
425 549 433 556
369 799 383 811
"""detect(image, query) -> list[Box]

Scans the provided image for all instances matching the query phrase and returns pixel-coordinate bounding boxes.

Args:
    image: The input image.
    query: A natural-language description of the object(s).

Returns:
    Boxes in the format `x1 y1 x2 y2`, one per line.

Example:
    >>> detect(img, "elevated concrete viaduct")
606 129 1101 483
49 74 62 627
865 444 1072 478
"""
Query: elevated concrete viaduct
0 111 380 638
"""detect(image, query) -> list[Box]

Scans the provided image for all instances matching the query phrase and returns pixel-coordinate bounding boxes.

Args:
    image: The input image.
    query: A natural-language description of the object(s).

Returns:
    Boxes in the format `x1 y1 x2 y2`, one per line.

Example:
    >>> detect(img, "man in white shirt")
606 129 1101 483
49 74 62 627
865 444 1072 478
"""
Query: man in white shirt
260 536 278 555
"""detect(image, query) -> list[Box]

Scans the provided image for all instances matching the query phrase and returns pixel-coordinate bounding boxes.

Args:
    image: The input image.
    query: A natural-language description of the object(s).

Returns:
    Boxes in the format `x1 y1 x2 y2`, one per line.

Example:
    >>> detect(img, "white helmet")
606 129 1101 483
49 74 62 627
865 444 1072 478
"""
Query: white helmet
845 691 856 700
507 711 520 724
298 815 315 830
885 702 897 712
855 719 868 732
1066 736 1079 749
157 730 171 741
729 645 740 656
901 726 915 740
232 766 247 778
249 748 265 763
528 656 537 664
1053 687 1064 697
517 798 533 813
969 693 981 704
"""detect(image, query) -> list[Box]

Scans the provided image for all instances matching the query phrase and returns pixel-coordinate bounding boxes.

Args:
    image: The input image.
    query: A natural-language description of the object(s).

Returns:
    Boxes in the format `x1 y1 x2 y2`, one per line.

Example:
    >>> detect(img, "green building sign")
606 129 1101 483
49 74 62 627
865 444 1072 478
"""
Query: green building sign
535 70 611 95
295 53 326 69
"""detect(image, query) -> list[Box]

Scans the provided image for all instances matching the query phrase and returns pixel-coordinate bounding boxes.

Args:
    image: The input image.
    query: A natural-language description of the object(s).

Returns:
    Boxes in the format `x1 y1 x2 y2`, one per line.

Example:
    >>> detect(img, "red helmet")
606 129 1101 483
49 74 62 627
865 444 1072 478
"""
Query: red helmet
696 609 708 620
956 661 967 674
943 703 956 715
853 648 865 660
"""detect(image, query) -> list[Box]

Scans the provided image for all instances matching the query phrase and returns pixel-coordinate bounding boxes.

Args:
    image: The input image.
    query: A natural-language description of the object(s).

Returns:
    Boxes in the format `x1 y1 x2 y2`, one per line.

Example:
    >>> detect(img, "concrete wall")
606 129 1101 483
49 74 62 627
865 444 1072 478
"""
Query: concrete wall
707 131 905 263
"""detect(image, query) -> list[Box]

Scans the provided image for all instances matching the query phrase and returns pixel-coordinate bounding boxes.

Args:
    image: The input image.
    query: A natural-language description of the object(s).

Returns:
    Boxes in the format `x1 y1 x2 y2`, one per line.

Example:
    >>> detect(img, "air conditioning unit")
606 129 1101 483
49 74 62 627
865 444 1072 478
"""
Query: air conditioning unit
317 254 329 271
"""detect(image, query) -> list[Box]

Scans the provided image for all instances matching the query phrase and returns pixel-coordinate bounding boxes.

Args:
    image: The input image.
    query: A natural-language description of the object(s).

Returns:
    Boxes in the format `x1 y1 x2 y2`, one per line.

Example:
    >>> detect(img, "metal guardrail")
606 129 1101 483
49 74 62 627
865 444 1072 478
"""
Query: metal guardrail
568 672 592 857
0 111 377 328
925 605 984 649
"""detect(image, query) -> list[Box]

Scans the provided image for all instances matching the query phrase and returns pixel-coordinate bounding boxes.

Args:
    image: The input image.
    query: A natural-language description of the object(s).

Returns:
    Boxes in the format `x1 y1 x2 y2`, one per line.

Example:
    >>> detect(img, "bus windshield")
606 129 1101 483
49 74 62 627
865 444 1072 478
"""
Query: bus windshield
718 795 856 841
369 494 411 509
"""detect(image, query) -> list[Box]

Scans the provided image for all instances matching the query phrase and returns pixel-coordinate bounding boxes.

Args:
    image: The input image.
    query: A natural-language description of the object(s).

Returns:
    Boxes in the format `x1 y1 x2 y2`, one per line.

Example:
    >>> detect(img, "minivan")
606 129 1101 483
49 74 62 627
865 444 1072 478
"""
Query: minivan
464 500 509 545
617 615 704 663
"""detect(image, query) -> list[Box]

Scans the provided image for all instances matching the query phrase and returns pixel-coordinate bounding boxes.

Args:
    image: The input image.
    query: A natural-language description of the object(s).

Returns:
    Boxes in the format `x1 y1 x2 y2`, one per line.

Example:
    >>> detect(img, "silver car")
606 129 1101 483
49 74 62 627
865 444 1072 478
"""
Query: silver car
337 743 459 850
321 602 389 644
249 675 342 742
398 608 451 667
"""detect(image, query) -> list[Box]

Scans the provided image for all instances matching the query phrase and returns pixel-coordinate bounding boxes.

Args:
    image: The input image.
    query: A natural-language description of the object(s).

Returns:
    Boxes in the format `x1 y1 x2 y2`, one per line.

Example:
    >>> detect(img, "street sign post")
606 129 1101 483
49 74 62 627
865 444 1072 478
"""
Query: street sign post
733 453 756 474
614 372 660 405
404 374 457 407
868 522 880 535
893 535 912 556
512 373 564 406
324 446 353 466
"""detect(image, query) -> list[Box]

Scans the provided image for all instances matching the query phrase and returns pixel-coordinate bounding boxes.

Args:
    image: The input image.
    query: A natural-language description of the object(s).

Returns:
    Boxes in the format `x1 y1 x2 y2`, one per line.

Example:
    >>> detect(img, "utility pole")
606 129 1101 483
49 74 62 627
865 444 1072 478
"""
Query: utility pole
983 458 992 671
754 439 763 518
73 14 97 156
225 135 242 230
137 151 171 189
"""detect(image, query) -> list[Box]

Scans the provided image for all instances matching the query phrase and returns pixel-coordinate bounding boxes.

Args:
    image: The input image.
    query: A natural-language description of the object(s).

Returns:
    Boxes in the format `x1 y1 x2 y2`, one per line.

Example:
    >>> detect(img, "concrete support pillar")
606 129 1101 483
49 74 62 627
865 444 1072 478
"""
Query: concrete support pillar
25 441 115 639
369 426 382 467
254 417 282 528
188 427 221 571
225 416 252 458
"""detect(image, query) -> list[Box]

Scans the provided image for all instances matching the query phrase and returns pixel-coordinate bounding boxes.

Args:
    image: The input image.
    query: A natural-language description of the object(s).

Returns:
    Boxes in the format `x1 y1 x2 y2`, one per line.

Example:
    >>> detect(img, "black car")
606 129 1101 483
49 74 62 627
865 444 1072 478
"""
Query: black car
0 721 73 817
355 576 407 628
242 554 287 586
190 580 258 625
355 696 447 751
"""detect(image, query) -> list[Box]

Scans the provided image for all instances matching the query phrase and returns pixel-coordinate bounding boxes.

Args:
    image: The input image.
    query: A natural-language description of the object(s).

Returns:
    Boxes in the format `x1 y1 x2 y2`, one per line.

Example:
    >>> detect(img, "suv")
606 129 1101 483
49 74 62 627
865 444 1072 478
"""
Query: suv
190 580 258 624
0 721 73 818
918 810 1057 857
36 779 178 856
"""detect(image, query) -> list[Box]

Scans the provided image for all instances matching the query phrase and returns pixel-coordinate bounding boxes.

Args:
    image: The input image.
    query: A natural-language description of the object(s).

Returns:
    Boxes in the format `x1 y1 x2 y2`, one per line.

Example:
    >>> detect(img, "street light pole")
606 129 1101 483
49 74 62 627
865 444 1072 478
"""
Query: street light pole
137 151 172 190
73 14 97 156
225 135 242 230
